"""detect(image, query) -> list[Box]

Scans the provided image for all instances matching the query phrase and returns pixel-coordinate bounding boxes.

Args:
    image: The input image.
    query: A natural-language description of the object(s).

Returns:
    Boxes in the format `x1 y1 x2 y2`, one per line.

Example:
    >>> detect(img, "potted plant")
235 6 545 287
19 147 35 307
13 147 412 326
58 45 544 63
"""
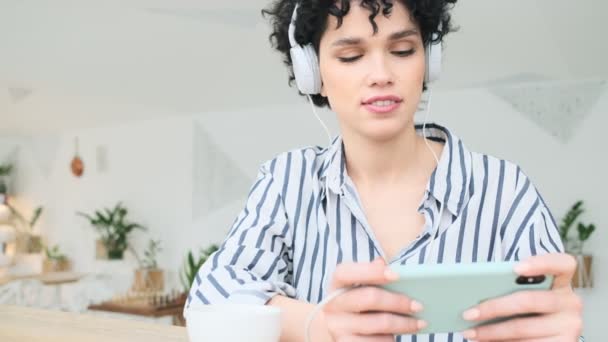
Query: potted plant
8 204 44 254
43 244 71 273
77 202 146 260
559 200 596 288
131 239 164 292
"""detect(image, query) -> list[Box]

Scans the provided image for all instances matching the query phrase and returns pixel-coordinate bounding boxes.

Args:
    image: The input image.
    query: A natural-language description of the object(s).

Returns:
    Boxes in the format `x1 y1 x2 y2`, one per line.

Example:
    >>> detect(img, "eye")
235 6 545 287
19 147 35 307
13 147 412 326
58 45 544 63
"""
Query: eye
338 55 363 63
392 49 415 57
337 48 415 63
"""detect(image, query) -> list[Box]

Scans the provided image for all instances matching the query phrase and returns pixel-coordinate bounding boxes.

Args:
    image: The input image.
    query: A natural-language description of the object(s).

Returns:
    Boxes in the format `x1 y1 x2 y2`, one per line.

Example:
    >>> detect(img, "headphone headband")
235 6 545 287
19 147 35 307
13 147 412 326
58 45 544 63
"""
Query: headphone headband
288 3 299 48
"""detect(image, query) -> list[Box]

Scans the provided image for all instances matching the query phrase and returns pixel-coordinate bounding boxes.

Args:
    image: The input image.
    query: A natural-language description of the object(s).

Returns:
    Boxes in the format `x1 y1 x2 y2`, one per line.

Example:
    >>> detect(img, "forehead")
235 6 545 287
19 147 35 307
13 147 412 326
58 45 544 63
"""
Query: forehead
323 1 417 39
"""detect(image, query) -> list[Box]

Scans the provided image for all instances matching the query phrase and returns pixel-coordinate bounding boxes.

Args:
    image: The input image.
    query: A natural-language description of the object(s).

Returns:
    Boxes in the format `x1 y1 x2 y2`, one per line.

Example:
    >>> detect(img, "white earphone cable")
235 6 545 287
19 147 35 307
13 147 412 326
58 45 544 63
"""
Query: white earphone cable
421 90 444 259
307 95 333 146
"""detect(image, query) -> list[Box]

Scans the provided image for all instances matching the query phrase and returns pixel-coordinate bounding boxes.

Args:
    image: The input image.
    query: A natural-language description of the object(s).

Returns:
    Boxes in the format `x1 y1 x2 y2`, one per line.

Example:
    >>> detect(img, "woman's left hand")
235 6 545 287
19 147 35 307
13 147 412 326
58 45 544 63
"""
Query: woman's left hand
460 253 583 341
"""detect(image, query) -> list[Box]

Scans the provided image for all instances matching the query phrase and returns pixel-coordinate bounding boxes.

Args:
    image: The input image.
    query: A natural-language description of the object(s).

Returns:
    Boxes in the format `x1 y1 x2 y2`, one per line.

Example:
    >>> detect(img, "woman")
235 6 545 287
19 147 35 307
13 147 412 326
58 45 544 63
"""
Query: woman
185 1 583 341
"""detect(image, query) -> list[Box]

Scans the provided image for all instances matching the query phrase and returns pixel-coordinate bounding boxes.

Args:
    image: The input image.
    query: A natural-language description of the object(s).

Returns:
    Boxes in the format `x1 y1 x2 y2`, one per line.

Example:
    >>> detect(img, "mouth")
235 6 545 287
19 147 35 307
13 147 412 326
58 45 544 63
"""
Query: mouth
361 95 403 114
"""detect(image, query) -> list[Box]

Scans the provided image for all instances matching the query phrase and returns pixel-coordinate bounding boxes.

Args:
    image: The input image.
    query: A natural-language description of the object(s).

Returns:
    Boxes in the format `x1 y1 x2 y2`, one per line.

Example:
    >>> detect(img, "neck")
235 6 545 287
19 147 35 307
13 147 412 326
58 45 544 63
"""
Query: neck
342 125 431 187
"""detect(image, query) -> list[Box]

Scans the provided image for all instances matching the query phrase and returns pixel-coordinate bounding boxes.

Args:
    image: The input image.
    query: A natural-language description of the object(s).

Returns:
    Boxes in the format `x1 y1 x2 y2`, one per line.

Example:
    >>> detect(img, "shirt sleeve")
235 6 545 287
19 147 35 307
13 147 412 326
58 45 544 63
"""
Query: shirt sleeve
501 170 585 341
501 168 564 262
184 161 296 312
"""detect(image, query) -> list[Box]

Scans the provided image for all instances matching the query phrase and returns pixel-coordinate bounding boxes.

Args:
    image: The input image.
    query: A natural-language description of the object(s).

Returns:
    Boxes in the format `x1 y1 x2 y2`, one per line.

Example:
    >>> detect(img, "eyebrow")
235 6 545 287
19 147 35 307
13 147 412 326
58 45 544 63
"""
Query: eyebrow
331 29 418 47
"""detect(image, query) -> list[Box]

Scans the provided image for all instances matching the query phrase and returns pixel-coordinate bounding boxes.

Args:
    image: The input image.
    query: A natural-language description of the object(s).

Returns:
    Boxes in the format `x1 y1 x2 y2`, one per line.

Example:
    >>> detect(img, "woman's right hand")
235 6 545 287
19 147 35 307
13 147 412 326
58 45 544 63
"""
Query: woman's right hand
322 258 426 342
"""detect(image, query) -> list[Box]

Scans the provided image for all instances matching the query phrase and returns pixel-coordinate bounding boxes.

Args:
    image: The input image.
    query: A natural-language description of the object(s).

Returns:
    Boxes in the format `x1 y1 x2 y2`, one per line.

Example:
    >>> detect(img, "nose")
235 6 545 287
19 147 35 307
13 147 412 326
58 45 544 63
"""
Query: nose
366 54 394 88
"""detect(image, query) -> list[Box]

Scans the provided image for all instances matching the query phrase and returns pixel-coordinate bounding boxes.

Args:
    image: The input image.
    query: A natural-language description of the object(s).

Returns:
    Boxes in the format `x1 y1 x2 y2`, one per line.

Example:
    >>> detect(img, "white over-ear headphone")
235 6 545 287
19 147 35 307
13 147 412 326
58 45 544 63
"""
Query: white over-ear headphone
289 3 442 95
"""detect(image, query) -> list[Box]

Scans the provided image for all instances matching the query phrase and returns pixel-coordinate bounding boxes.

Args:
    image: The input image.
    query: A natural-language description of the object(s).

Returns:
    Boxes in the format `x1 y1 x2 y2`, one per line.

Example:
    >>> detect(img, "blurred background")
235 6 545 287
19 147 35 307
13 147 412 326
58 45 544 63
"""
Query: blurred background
0 0 605 339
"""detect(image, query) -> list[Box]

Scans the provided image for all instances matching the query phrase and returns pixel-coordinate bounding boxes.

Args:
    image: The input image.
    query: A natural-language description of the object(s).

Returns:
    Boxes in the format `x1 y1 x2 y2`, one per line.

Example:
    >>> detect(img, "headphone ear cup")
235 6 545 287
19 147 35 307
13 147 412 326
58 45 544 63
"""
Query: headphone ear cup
303 45 322 94
290 44 322 95
425 41 442 84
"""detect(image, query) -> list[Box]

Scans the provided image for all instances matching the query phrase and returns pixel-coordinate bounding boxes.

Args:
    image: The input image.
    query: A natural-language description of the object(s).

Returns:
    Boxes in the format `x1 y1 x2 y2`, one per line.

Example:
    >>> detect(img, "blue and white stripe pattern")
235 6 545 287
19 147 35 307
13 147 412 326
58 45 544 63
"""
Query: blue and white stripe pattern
185 123 567 341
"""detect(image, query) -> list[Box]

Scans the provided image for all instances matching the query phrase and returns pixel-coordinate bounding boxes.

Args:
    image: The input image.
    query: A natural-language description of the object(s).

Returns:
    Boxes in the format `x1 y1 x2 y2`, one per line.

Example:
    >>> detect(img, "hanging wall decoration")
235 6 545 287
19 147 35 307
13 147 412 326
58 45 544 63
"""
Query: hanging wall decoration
489 78 606 143
70 137 84 177
192 121 251 220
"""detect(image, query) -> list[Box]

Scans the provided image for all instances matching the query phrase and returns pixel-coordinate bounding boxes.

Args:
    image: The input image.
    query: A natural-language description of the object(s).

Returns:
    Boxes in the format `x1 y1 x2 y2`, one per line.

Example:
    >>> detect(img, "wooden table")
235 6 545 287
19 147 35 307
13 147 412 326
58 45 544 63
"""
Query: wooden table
0 272 84 286
0 305 188 342
88 293 187 325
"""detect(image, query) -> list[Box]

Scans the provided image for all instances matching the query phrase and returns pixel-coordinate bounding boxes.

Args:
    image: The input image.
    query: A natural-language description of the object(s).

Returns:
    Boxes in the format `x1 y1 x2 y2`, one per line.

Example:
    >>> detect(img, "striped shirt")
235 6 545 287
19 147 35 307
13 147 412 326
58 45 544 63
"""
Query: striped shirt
185 123 565 341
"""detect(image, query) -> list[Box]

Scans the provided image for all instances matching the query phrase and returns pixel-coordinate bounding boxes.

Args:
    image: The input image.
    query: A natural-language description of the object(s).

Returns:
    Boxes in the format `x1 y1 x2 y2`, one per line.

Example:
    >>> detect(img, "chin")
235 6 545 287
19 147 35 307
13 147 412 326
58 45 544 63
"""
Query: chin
359 123 409 143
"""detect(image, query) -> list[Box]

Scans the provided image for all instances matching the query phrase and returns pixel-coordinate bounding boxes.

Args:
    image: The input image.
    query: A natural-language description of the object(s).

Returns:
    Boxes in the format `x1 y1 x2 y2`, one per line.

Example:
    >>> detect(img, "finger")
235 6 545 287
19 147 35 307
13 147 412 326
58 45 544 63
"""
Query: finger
331 258 397 289
462 291 559 322
461 313 572 341
335 335 394 342
329 312 425 336
327 286 422 316
516 253 577 289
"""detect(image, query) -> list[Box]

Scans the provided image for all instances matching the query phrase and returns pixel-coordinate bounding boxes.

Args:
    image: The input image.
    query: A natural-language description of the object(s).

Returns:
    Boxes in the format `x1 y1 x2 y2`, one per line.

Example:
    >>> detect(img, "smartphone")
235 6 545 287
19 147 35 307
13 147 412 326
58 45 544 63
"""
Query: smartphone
381 261 553 334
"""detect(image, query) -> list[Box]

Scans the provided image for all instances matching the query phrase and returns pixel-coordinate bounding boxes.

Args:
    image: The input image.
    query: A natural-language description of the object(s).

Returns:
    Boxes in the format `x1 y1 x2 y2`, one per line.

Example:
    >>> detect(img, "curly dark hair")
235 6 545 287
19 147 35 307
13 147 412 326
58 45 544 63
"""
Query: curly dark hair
261 0 458 108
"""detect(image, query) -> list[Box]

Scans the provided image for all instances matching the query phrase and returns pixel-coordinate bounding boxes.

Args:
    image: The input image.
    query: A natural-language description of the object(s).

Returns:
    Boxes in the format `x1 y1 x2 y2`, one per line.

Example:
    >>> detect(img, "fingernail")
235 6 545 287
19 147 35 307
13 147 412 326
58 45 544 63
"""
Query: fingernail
515 262 530 273
384 268 399 281
461 329 476 339
462 308 480 321
417 320 427 330
411 300 424 313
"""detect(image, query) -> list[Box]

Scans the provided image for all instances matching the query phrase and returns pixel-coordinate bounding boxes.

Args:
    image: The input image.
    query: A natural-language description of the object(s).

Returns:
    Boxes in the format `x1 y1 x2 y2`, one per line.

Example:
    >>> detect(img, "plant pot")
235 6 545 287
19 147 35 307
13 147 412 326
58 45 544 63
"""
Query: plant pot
95 239 125 260
43 258 71 273
132 268 165 292
0 224 17 268
95 239 107 260
11 253 43 276
16 232 43 254
572 254 593 288
107 249 124 260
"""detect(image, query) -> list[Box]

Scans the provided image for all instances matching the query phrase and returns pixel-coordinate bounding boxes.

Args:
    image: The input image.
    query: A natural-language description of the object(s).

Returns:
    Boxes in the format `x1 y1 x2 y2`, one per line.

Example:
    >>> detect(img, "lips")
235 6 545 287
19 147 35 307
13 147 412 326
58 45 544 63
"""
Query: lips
362 95 403 114
362 95 403 105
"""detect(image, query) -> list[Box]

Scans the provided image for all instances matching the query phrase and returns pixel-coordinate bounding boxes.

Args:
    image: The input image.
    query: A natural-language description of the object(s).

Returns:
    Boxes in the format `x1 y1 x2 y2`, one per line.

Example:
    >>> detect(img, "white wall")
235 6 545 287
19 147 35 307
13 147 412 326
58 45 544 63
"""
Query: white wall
3 88 605 338
3 102 339 289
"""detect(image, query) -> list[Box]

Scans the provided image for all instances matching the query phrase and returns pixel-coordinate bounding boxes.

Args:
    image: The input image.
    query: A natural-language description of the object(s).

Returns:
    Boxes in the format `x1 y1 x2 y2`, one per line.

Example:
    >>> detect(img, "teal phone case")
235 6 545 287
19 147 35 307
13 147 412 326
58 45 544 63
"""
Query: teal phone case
382 262 553 334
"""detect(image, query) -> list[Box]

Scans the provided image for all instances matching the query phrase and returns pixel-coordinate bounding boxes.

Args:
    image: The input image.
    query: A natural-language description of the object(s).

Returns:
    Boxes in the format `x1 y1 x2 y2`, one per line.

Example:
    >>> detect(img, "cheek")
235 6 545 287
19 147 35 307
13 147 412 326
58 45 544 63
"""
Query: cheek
319 59 357 104
319 65 333 97
400 53 426 84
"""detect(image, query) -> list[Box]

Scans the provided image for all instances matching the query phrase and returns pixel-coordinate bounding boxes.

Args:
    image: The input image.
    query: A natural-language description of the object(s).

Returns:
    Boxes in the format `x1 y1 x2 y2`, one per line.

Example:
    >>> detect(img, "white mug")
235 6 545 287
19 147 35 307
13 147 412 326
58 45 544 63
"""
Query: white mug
186 304 281 342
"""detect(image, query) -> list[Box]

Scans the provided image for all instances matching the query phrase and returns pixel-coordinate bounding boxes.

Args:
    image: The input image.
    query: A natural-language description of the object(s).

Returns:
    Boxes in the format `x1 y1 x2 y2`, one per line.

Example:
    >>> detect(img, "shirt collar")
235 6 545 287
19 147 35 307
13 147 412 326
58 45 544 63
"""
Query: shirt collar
319 123 472 216
421 123 472 216
320 135 346 196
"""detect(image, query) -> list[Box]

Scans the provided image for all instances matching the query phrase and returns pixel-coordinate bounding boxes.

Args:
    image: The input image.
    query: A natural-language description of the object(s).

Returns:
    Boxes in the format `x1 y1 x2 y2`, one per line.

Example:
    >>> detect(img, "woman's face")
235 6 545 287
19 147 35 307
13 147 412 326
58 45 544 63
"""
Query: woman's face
318 1 425 142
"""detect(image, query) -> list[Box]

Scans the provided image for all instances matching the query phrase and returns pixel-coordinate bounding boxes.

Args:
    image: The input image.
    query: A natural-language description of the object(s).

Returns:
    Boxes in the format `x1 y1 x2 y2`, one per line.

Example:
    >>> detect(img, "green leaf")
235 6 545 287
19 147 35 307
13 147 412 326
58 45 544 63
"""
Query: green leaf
104 208 115 224
125 223 146 232
577 223 596 242
0 164 13 176
76 212 94 222
95 211 109 225
188 251 196 272
559 200 584 241
30 207 43 227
